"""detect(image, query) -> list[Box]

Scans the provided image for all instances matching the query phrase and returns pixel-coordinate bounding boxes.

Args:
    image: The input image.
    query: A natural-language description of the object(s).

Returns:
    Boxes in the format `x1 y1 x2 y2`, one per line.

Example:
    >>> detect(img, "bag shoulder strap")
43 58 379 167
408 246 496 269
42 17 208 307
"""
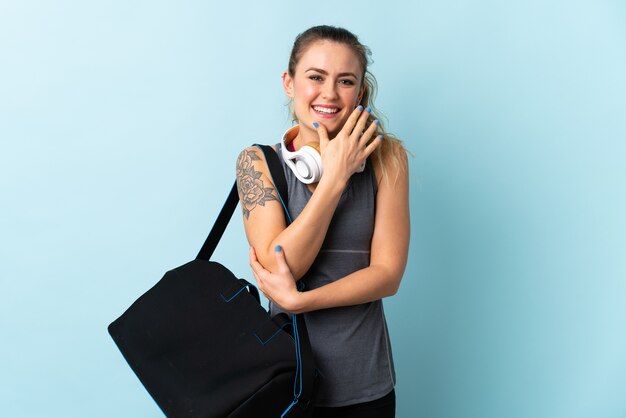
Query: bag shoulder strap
259 144 290 222
196 144 289 260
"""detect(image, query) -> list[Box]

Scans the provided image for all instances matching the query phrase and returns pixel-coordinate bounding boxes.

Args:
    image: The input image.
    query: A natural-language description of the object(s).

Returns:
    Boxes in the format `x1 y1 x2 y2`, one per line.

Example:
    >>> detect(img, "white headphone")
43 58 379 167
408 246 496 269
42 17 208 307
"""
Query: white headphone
281 125 323 184
281 125 366 184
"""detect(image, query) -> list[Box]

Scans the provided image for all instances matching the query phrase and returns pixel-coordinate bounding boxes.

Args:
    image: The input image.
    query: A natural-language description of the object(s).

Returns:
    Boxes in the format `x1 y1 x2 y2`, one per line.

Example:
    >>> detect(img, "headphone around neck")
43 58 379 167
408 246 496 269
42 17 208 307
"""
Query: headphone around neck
281 125 367 184
281 125 323 184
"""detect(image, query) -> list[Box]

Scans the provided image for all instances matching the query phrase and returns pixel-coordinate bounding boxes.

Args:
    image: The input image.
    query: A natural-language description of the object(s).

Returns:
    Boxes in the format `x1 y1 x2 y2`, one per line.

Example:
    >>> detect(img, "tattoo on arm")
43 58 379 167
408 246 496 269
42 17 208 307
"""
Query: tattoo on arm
236 149 279 219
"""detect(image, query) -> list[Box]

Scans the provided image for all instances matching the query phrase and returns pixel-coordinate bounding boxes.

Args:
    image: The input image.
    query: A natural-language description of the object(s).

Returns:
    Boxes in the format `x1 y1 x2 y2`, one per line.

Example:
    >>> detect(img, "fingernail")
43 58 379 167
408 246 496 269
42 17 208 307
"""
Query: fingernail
313 122 319 128
378 135 384 140
366 106 371 113
374 119 379 125
275 245 282 252
357 105 363 111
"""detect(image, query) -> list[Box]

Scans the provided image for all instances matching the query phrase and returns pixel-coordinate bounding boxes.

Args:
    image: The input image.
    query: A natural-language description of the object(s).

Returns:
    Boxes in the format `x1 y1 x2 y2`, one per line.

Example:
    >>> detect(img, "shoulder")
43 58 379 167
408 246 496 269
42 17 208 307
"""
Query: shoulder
236 145 279 168
236 145 266 166
372 138 409 187
236 145 278 178
235 145 272 191
235 145 283 220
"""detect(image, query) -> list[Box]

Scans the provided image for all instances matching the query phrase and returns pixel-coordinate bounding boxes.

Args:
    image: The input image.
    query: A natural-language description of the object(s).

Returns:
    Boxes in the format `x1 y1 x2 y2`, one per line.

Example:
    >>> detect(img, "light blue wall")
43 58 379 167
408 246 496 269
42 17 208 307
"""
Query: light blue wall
1 1 624 417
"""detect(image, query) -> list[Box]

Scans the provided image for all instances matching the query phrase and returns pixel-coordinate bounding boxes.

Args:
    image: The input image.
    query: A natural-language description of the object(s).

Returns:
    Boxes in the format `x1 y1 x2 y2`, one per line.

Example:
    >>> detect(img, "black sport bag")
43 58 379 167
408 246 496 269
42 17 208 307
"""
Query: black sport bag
108 145 317 417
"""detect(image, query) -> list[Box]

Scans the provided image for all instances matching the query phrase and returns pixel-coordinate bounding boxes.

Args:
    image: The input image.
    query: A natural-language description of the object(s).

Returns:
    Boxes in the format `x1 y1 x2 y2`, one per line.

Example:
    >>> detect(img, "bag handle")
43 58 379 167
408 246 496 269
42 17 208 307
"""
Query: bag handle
196 144 288 261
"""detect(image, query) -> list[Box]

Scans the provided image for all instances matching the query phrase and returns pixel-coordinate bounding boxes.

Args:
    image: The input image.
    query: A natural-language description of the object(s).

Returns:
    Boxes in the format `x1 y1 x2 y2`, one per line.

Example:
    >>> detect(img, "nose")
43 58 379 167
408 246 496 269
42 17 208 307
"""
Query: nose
321 80 339 100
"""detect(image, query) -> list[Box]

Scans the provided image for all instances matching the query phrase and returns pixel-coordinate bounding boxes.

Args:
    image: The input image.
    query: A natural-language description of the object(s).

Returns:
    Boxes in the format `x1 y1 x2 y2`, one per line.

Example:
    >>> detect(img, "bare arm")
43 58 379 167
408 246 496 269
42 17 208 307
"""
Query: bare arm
237 107 381 279
237 146 345 279
250 148 410 312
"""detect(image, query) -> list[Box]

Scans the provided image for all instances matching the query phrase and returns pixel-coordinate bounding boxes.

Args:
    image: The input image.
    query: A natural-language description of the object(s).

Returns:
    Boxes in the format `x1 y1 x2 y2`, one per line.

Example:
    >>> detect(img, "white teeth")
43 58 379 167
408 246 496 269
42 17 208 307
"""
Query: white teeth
313 106 339 114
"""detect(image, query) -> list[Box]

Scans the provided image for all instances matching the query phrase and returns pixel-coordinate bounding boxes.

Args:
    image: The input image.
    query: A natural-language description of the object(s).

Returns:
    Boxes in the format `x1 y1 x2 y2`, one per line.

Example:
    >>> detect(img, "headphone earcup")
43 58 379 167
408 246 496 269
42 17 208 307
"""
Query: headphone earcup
293 145 323 184
280 126 324 184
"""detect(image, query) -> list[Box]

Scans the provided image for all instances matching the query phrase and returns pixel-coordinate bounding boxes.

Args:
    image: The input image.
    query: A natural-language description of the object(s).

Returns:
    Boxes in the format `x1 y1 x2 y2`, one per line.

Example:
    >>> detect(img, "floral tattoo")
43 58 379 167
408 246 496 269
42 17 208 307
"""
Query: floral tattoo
236 149 278 219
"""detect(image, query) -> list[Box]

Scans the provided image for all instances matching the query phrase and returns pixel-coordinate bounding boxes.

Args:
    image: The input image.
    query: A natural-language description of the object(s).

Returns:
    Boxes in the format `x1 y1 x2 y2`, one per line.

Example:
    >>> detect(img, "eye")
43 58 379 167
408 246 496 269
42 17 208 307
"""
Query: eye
309 75 323 82
339 79 355 86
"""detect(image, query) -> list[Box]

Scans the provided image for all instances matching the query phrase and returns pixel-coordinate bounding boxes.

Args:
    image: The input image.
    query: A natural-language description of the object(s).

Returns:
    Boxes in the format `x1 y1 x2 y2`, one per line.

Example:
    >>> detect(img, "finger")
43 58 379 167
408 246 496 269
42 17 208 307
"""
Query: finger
359 119 380 148
250 266 265 292
339 105 365 138
251 267 269 294
363 134 384 159
251 267 262 285
249 247 266 275
313 121 330 152
252 272 272 304
352 106 372 140
274 245 290 274
249 246 258 267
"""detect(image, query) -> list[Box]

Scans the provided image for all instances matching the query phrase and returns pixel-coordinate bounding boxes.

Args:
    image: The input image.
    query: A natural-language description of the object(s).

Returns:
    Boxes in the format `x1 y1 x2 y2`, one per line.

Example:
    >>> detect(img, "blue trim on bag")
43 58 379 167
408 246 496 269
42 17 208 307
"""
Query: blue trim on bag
281 314 304 417
220 286 248 303
281 398 298 418
253 323 292 345
292 314 303 399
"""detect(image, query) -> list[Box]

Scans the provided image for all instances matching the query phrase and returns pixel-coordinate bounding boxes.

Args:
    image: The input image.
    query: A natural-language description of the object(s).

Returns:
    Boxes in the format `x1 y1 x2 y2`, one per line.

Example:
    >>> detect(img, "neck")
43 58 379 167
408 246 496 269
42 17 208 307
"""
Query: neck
292 124 320 150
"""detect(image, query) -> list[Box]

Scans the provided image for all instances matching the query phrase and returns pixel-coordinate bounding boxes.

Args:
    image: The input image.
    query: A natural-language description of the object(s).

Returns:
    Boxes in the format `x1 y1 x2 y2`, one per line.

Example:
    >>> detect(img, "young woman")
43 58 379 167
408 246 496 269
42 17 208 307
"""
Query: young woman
236 25 409 418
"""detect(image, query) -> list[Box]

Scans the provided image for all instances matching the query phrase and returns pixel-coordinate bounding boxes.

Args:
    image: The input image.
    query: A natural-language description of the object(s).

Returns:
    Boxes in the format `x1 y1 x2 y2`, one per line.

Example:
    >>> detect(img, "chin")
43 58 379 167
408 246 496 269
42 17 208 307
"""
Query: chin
321 117 349 133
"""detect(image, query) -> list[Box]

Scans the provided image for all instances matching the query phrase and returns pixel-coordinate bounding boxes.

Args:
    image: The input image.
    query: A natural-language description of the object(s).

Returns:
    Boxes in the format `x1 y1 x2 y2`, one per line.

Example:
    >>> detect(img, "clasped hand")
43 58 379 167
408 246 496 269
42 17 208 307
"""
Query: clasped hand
249 246 302 313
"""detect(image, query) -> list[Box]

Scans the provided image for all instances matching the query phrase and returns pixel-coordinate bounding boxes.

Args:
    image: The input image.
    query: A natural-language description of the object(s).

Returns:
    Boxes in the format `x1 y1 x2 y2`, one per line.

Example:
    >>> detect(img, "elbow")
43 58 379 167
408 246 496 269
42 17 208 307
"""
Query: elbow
257 244 305 280
371 255 407 299
385 278 401 297
378 265 404 298
291 267 308 282
265 242 308 281
255 246 278 274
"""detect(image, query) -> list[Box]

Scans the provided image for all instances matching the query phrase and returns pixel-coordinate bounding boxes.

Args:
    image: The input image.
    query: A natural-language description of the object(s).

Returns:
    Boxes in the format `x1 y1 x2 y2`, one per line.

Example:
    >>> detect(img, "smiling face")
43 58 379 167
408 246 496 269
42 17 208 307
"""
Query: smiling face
283 40 364 143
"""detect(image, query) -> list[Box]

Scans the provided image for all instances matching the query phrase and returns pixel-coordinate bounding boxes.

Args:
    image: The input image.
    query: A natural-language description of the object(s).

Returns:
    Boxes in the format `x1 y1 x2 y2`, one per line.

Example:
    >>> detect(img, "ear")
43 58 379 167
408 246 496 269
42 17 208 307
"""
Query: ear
282 70 294 98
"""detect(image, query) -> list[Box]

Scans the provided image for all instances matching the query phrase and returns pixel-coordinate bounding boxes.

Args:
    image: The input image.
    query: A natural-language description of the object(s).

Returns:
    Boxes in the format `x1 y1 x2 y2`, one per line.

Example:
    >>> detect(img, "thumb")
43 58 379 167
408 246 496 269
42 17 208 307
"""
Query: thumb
274 245 290 273
313 121 329 152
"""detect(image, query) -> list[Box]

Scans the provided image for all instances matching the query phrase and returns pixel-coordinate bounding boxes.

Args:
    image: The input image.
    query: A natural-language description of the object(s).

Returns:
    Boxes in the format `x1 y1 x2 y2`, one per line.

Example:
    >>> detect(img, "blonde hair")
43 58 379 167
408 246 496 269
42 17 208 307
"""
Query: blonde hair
287 25 408 183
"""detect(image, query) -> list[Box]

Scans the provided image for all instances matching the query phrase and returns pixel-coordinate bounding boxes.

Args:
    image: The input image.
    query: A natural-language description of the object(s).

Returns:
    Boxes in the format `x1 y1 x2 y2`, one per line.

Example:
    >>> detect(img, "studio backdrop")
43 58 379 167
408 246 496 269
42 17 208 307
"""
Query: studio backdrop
0 1 624 417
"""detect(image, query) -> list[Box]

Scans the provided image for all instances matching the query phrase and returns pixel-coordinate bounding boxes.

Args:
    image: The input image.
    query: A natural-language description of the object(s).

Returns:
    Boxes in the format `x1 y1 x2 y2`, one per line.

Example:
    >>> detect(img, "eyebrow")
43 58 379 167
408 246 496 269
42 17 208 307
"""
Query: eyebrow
305 67 358 79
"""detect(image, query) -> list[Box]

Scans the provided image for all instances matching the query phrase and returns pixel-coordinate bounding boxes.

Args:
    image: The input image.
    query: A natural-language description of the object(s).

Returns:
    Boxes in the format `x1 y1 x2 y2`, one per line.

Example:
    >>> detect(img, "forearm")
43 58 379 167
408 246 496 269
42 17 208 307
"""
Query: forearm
290 264 403 314
257 175 345 279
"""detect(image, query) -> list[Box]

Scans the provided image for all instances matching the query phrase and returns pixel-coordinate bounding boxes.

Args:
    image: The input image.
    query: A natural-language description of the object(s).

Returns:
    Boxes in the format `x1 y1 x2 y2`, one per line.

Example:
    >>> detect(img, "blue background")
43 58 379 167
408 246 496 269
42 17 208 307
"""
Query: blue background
1 1 625 417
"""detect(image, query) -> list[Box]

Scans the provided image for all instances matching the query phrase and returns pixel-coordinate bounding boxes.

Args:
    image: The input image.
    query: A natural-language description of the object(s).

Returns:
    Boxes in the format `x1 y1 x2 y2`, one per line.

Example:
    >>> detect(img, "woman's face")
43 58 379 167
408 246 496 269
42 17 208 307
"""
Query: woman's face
283 40 364 139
